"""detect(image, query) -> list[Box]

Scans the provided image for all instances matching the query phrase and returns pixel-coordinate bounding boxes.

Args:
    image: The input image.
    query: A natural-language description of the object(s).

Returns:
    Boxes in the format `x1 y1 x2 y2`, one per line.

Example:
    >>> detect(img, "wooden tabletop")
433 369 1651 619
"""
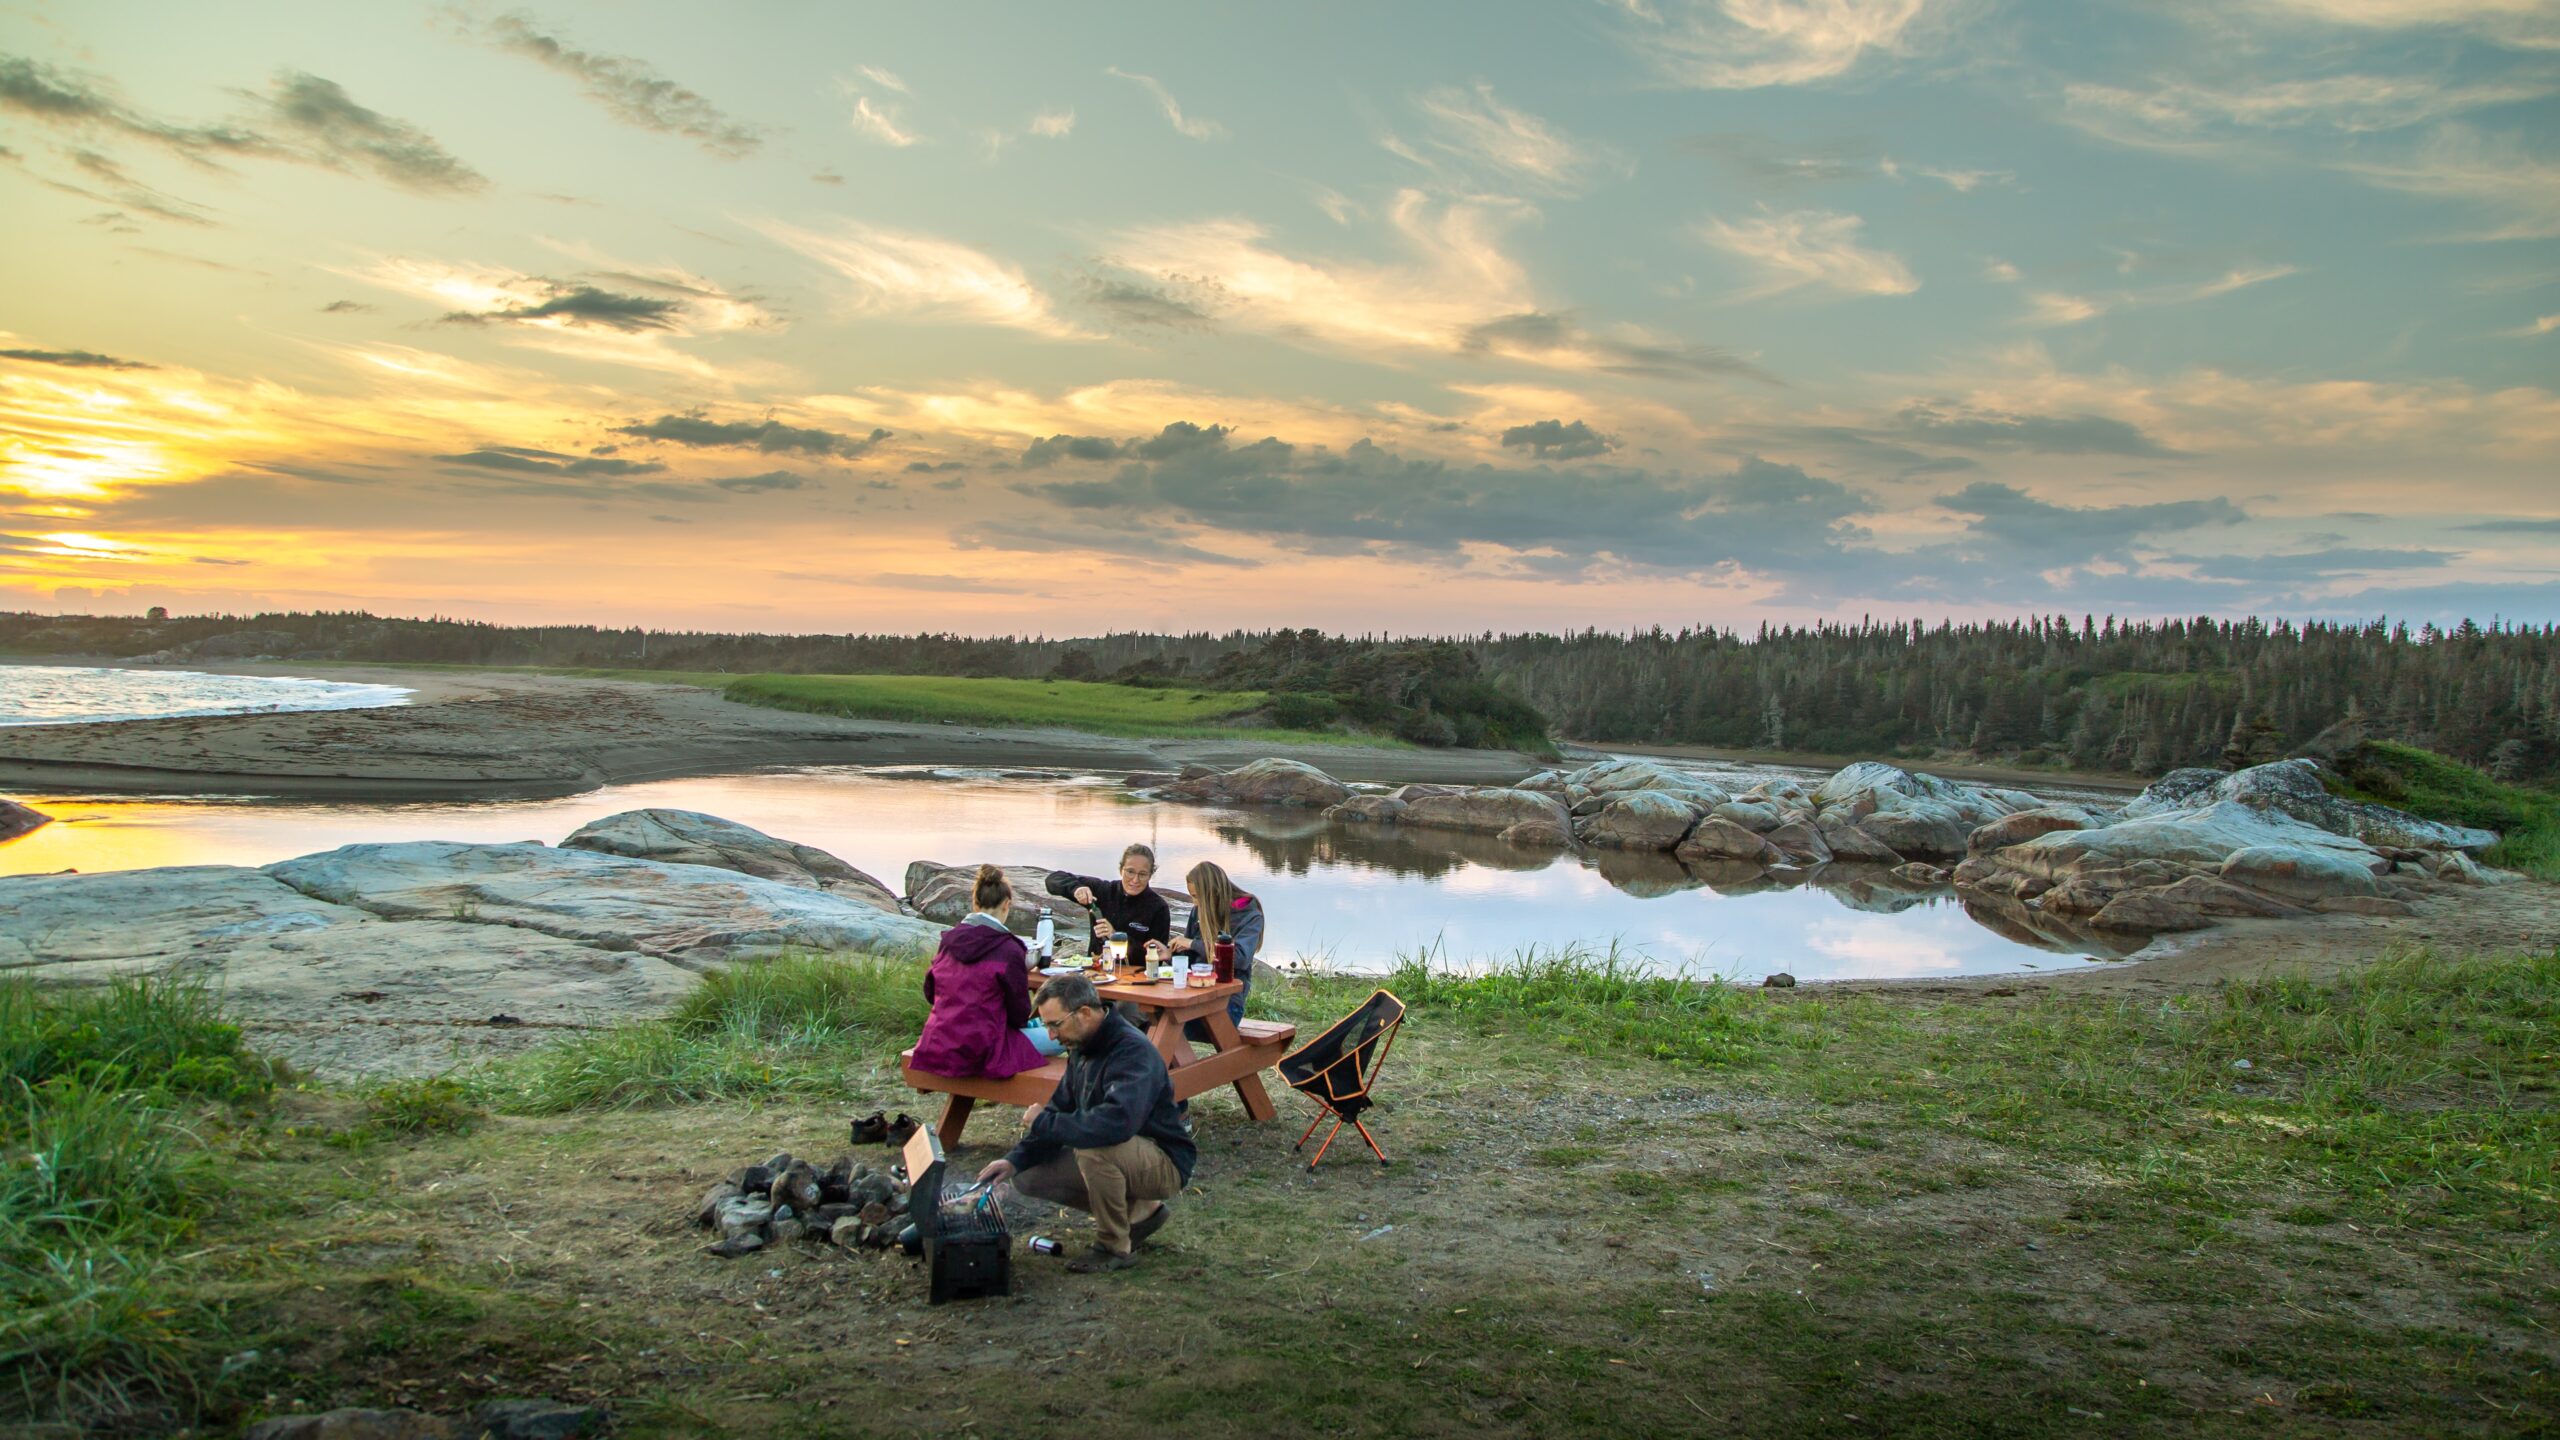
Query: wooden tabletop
1092 974 1242 1007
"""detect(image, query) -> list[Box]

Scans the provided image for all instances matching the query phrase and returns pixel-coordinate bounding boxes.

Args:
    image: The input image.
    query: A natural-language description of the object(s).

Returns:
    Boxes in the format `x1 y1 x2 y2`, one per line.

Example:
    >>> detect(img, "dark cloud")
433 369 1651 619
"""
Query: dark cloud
319 299 373 314
1936 481 2244 564
436 446 667 477
193 555 251 566
1080 276 1218 330
2296 580 2560 627
482 16 760 158
1131 421 1231 460
2172 548 2460 583
904 460 965 473
251 72 484 192
0 347 154 370
1890 403 2187 459
1460 311 1778 385
955 516 1259 569
616 414 889 458
444 283 683 332
1499 419 1615 460
0 52 268 163
2459 516 2560 533
712 470 807 493
1018 421 1868 575
931 476 966 491
2 54 481 196
1679 132 1873 186
1019 434 1122 467
864 572 1043 594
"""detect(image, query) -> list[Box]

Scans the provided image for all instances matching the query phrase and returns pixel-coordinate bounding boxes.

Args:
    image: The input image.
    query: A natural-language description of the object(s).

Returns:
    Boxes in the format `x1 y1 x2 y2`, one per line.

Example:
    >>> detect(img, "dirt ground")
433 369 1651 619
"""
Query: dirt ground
214 998 2554 1439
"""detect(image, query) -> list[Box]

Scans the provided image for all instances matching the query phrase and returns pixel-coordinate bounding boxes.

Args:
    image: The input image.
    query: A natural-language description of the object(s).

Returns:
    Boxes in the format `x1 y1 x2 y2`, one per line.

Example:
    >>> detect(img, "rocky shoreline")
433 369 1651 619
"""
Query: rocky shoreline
0 748 2523 1080
1148 753 2509 952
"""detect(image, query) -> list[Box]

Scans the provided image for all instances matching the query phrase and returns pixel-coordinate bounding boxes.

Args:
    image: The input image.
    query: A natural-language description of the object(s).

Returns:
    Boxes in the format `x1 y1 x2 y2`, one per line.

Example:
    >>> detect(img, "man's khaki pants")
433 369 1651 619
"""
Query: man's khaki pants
1014 1137 1182 1254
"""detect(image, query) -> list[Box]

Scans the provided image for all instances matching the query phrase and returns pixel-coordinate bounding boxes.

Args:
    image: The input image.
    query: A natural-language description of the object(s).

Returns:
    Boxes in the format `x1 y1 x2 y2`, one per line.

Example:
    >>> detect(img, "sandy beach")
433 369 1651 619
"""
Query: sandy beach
0 660 1546 798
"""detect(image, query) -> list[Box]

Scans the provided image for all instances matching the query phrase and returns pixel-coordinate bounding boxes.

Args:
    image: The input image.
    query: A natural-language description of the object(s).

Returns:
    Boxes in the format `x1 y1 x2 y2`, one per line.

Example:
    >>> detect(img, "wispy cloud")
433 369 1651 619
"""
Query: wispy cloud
480 15 760 157
1103 192 1765 382
857 64 909 94
847 92 919 147
2342 125 2560 239
1105 66 1224 139
2506 313 2560 338
1105 191 1531 353
2252 0 2560 49
754 218 1085 337
980 108 1073 161
1407 82 1620 191
2063 73 2552 151
1696 208 1918 298
1879 158 2012 191
1636 0 1939 90
2021 264 2298 327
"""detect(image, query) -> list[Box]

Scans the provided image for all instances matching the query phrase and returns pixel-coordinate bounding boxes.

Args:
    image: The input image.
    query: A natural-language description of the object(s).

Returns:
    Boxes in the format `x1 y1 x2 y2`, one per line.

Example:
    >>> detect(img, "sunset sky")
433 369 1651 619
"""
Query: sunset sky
3 0 2556 634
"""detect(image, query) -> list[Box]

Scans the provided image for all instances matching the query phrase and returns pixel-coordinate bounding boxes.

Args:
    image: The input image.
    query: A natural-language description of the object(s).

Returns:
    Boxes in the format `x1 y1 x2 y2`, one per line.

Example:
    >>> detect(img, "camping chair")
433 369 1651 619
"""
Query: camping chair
1277 989 1405 1170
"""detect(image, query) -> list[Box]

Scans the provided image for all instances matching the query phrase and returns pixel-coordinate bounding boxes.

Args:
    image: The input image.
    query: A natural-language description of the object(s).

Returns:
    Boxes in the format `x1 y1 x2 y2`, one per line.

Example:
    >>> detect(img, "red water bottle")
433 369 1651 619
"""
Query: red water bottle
1211 932 1235 985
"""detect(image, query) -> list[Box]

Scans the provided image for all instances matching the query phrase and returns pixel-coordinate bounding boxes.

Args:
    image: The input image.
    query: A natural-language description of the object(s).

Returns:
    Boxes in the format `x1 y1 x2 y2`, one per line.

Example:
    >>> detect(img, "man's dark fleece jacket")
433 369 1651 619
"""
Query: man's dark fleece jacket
1003 1011 1197 1182
1044 869 1172 957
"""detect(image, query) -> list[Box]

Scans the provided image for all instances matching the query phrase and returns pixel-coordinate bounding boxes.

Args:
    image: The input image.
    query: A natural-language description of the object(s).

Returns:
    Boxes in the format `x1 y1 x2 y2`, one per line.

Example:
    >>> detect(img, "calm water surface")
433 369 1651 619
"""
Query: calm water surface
1 765 2129 983
0 664 410 726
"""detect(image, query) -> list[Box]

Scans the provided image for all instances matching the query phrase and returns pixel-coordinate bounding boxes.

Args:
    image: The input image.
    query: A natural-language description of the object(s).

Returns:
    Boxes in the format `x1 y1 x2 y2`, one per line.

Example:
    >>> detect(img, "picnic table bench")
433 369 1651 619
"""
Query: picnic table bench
900 974 1295 1147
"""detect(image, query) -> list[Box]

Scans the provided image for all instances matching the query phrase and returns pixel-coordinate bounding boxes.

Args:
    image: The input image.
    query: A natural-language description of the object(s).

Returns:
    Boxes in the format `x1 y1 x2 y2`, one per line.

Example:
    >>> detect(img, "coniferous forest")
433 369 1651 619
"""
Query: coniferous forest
4 610 2554 780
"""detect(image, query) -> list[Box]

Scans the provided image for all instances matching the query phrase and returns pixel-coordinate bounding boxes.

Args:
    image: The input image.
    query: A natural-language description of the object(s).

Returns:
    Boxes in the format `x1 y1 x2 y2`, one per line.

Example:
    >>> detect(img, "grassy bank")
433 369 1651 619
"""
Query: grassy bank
322 662 1417 749
2326 740 2560 881
722 673 1290 741
12 946 2555 1435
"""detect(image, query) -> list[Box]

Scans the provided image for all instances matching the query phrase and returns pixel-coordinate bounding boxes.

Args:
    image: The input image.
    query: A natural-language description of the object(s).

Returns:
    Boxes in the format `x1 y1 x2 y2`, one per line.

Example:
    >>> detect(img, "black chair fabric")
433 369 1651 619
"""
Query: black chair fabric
1279 989 1404 1121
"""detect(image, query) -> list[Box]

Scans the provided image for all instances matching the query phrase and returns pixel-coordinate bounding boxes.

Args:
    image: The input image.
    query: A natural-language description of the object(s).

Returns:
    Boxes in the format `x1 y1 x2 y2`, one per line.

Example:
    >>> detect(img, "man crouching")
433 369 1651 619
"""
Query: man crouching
977 973 1193 1271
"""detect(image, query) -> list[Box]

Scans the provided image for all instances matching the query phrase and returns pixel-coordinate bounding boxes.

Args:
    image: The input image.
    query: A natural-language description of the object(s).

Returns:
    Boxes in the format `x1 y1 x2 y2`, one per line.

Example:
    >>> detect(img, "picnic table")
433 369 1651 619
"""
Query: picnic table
899 971 1296 1148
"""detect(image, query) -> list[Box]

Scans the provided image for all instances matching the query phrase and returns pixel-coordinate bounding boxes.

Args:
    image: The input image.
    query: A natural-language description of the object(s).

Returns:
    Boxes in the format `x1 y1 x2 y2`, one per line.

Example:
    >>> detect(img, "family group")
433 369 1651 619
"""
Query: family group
906 844 1267 1271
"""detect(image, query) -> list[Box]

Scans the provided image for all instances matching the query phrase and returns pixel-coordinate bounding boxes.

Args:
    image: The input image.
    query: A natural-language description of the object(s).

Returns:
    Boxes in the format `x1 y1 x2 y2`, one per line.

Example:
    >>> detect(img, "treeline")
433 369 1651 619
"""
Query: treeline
5 610 2556 779
1475 615 2560 781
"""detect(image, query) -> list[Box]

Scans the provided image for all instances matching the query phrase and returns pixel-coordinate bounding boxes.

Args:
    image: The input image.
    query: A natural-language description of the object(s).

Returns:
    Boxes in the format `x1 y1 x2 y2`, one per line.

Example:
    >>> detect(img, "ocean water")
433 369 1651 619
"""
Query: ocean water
0 664 412 727
0 765 2134 983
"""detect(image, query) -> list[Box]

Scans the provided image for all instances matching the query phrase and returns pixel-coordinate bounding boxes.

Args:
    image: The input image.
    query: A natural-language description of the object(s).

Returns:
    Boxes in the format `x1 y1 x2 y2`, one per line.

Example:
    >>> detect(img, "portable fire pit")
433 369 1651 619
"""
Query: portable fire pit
900 1123 1013 1303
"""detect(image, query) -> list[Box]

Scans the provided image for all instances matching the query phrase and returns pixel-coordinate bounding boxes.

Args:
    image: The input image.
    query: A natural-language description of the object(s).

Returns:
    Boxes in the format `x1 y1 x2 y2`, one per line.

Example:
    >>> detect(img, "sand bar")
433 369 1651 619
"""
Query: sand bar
0 660 1544 798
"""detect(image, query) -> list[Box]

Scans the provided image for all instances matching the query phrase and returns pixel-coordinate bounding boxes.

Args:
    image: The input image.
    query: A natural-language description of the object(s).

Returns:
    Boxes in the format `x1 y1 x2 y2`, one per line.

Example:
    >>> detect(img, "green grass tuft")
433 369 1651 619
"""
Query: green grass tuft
1361 940 1812 1068
470 952 929 1114
0 975 270 1420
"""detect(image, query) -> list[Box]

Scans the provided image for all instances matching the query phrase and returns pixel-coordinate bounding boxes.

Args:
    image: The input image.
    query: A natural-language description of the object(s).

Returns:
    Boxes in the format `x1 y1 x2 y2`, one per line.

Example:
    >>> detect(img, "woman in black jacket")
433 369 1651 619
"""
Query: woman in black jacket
1044 842 1172 965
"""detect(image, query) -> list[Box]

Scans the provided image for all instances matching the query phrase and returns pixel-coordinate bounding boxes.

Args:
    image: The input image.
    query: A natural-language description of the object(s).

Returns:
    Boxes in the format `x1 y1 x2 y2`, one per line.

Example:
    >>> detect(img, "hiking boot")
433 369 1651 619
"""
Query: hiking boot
1129 1200 1172 1248
1066 1245 1137 1273
849 1111 888 1145
884 1113 920 1148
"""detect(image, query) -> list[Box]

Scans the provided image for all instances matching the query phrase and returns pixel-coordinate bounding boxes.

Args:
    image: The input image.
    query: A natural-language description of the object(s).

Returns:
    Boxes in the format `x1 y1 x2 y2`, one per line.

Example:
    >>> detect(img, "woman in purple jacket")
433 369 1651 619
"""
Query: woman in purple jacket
911 866 1058 1078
